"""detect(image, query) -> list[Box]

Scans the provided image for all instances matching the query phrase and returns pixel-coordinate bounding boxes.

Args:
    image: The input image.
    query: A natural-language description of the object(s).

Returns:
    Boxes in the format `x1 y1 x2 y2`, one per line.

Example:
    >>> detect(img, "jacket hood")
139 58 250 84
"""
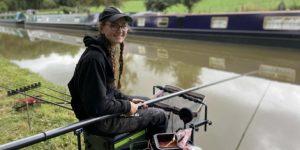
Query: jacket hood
83 34 110 50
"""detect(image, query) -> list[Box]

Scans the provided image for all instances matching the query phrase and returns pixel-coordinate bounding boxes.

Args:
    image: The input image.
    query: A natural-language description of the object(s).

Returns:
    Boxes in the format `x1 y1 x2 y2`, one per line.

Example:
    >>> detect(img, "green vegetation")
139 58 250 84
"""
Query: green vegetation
142 0 300 13
192 0 300 13
1 0 300 14
0 56 78 149
120 0 147 13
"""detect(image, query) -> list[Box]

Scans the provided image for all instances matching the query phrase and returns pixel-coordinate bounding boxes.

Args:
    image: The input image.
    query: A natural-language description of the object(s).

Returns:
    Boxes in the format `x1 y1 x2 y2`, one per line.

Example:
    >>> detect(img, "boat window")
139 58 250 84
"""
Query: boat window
16 13 25 20
137 17 146 27
156 17 169 28
74 17 81 23
263 16 300 30
210 17 228 29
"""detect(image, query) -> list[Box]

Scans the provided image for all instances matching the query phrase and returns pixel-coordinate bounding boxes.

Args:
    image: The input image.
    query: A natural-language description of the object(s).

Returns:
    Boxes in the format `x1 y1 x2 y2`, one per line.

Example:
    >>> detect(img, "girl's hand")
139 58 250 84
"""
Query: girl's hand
132 99 148 109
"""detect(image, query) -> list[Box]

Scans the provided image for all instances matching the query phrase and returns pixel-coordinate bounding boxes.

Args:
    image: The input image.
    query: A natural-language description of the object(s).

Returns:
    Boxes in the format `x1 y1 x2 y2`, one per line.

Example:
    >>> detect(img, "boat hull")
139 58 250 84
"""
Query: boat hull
25 22 97 31
0 20 24 27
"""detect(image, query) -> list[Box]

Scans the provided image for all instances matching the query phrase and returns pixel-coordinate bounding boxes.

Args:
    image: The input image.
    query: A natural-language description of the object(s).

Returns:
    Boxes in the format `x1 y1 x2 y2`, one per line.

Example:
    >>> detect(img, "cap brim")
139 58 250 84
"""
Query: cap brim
108 14 133 23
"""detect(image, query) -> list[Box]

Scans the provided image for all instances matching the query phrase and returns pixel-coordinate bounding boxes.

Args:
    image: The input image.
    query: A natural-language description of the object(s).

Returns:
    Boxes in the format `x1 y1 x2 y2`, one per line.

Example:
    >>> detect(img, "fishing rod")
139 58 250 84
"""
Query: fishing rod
42 85 71 97
12 82 70 103
139 70 258 108
0 113 121 150
0 85 72 110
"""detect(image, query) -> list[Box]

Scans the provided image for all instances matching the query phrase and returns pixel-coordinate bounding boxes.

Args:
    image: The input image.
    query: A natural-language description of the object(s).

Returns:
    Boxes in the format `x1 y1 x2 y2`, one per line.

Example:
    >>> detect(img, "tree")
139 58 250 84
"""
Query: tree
24 0 42 9
277 0 286 10
182 0 200 13
79 0 124 7
0 1 8 12
145 0 179 12
2 0 18 11
53 0 77 7
42 0 57 9
106 0 122 7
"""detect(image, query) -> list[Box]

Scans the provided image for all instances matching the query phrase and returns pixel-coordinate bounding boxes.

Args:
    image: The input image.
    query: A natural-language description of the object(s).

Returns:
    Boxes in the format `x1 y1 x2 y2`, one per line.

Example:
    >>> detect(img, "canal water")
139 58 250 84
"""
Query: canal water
1 25 300 150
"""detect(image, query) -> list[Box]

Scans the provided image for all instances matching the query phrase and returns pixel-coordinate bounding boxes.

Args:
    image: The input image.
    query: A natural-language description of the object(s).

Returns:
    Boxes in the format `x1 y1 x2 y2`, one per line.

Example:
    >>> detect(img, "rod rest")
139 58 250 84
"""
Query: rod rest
153 102 198 117
154 85 205 104
7 82 41 96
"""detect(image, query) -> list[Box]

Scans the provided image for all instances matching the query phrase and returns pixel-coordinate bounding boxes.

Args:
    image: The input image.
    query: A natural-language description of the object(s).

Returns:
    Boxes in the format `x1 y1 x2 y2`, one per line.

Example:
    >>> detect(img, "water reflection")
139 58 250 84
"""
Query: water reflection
122 36 300 150
126 36 300 85
12 49 84 86
120 55 138 94
27 29 82 46
1 25 299 87
0 26 25 38
0 26 82 85
0 27 79 60
1 25 300 150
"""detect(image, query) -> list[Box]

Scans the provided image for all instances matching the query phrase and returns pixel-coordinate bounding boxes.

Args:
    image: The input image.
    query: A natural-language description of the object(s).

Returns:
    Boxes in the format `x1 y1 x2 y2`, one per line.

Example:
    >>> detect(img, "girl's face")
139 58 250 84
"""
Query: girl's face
100 18 129 47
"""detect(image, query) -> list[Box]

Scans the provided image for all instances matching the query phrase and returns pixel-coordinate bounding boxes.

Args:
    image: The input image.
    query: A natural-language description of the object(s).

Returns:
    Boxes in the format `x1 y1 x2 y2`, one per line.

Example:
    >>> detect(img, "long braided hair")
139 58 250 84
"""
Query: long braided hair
99 21 124 89
118 42 124 89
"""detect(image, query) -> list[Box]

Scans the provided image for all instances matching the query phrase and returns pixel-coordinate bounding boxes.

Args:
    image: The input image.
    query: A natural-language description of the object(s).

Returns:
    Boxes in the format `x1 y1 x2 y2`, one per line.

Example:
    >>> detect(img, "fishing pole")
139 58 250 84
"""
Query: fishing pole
0 113 121 150
13 82 70 103
42 85 71 97
0 85 72 110
139 70 258 108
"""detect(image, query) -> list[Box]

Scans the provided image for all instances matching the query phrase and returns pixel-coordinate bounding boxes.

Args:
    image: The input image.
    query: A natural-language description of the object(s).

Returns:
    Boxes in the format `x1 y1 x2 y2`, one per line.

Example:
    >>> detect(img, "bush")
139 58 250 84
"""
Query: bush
0 2 8 12
42 0 57 9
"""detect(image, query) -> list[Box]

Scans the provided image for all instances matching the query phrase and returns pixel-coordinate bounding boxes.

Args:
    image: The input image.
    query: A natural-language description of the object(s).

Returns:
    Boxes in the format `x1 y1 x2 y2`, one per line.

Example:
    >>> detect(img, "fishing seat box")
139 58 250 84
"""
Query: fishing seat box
83 129 147 150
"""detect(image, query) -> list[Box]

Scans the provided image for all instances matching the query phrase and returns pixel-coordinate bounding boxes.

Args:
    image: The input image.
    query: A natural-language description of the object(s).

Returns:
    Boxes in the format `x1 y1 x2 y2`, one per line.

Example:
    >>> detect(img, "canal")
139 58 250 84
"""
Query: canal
1 25 300 150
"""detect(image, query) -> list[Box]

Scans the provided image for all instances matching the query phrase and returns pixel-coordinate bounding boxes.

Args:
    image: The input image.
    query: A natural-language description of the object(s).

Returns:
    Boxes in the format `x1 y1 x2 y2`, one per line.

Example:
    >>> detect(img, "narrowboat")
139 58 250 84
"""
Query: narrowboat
130 11 300 47
25 13 99 30
0 12 26 26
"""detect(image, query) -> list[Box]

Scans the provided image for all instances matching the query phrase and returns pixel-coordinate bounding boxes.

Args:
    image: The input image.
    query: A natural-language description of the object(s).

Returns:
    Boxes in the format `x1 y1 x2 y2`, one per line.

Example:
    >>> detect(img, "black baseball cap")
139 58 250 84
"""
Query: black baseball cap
99 7 132 23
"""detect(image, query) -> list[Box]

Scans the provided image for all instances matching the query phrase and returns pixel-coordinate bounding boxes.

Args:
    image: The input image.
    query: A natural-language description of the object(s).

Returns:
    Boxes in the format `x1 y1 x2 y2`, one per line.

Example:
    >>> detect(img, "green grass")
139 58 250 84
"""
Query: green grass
0 56 78 149
33 0 300 15
115 0 300 14
90 5 105 13
192 0 300 13
89 1 146 13
121 0 146 13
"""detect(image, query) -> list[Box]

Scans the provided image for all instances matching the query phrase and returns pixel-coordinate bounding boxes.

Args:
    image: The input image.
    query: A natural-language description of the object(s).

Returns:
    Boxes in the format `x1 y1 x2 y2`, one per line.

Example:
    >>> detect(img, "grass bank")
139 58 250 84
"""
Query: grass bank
38 0 300 15
97 0 300 14
0 56 78 149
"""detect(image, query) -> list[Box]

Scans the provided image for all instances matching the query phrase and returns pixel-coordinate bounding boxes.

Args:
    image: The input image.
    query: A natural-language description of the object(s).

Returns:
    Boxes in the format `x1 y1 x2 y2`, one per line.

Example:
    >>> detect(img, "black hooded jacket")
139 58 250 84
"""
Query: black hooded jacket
68 35 131 121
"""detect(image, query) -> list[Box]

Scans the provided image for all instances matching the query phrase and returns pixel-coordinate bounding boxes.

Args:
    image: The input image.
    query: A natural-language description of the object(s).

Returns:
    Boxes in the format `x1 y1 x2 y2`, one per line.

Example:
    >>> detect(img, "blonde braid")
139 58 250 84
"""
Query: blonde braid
117 42 124 89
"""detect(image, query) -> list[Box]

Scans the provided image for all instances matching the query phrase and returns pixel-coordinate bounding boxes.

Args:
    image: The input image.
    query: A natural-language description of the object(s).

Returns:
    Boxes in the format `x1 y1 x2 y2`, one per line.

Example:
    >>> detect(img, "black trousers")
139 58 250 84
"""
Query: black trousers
89 96 168 137
84 107 168 150
96 107 167 137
